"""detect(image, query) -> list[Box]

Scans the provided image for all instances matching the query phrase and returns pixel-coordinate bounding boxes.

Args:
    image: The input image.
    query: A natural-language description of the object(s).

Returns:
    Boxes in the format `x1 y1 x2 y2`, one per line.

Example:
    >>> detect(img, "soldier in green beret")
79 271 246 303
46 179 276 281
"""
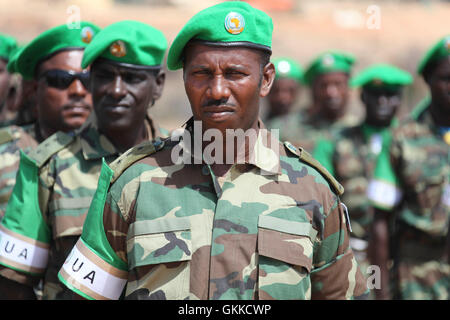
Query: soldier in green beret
0 33 18 127
57 1 367 300
263 57 303 122
0 20 168 299
0 23 100 218
267 50 358 153
313 64 413 299
368 35 450 300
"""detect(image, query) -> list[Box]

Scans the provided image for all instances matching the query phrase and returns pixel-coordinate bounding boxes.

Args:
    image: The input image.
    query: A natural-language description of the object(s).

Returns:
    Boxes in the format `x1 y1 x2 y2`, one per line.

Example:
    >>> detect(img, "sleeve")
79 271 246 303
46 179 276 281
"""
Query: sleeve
310 195 368 299
366 138 403 211
58 159 129 300
0 150 51 285
312 138 335 176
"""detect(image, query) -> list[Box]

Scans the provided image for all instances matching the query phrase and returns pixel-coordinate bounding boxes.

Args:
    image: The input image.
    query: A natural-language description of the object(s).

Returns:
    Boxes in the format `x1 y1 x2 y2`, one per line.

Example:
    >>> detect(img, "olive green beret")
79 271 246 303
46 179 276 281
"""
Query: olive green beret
81 20 167 69
0 33 18 61
272 57 303 83
167 1 273 70
350 63 413 90
303 50 356 85
417 35 450 76
15 21 101 80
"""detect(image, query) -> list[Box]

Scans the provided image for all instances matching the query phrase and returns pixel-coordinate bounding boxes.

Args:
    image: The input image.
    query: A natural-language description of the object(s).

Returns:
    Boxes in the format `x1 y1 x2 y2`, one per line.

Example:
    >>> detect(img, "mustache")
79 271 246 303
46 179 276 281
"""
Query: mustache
62 101 92 110
202 98 236 108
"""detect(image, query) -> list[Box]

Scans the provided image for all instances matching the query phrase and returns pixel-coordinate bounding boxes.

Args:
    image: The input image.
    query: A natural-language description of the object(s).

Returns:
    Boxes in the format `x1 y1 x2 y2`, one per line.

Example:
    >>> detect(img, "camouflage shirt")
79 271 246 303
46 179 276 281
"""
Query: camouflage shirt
266 110 359 153
367 107 450 299
0 114 163 298
0 124 38 217
58 120 367 300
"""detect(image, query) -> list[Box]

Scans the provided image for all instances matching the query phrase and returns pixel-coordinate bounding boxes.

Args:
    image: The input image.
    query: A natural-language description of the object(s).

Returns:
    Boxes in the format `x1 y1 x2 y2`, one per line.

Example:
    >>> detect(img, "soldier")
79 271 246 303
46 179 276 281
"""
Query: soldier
263 57 303 122
267 51 358 153
367 35 450 300
0 23 100 218
312 64 413 295
0 20 168 299
0 33 18 127
57 1 367 300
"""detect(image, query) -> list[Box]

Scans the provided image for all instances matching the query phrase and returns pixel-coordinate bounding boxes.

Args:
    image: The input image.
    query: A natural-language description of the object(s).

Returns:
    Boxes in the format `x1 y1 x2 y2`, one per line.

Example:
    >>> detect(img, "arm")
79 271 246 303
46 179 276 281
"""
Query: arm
369 208 392 300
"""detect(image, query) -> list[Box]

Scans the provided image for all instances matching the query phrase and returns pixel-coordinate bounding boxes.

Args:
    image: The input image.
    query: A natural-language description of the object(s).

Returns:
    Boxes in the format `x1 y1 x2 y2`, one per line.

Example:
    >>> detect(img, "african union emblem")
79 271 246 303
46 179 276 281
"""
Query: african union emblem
225 12 245 35
110 40 127 58
81 26 95 44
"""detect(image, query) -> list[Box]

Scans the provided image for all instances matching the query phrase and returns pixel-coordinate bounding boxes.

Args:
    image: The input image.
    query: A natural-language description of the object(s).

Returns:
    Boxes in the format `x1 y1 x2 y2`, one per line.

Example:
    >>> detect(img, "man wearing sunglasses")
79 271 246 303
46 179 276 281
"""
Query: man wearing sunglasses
0 20 167 300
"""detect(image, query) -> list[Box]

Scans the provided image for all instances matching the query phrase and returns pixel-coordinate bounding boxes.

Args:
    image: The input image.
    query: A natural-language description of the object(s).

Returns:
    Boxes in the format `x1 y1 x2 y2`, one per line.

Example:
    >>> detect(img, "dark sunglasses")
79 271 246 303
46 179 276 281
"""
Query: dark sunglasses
38 69 90 90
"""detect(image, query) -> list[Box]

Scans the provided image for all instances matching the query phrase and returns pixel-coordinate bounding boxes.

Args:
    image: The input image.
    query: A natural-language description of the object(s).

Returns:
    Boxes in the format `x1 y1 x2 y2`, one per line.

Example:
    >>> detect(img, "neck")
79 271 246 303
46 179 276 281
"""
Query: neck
104 122 149 154
429 101 450 127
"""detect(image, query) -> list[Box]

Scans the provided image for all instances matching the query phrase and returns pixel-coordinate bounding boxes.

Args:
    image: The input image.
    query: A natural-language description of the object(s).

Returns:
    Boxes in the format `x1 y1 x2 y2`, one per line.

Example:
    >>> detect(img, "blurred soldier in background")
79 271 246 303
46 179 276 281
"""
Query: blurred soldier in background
368 35 450 300
264 57 303 122
0 33 18 127
267 51 357 152
313 64 413 299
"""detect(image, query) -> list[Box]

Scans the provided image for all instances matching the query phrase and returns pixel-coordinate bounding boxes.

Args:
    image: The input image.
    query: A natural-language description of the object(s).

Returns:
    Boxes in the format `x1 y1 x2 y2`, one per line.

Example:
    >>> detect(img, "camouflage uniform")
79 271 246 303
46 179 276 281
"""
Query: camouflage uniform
266 110 359 153
315 123 397 289
58 120 368 300
0 124 39 217
367 107 450 300
0 113 163 299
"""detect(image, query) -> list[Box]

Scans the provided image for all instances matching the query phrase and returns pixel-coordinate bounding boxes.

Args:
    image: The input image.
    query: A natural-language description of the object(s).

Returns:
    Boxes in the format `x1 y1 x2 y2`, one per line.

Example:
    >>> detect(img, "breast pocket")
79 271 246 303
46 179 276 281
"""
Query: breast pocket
257 215 316 300
126 217 192 300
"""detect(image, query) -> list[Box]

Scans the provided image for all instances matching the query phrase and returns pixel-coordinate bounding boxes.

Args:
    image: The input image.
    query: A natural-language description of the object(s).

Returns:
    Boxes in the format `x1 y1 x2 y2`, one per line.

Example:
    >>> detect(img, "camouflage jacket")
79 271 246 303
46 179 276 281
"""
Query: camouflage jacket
315 123 396 240
0 114 163 298
58 121 368 300
266 110 359 153
0 124 38 217
368 107 449 253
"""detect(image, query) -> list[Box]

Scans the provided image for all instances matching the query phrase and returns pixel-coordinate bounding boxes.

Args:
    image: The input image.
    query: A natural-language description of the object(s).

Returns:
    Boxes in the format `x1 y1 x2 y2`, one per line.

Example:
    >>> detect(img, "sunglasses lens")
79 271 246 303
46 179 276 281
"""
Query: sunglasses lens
42 70 90 89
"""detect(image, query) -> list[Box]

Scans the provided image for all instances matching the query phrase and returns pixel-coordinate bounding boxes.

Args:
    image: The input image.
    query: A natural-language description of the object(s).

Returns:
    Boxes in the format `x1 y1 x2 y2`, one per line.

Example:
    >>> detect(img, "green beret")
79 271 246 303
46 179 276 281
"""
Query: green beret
303 50 356 85
15 21 101 80
6 45 25 74
0 33 18 61
417 35 450 76
167 1 273 70
81 20 167 69
272 57 303 83
350 63 413 90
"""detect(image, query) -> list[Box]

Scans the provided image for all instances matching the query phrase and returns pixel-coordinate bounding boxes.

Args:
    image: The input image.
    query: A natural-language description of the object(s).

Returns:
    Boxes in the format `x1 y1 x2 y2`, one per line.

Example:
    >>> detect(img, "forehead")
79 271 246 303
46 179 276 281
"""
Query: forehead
38 49 85 72
92 58 151 76
183 43 262 67
315 72 349 84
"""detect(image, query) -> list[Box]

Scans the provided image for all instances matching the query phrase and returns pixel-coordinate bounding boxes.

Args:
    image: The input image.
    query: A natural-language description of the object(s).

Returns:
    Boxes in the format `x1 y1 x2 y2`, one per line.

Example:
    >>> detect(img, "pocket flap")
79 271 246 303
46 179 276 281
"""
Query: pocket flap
258 216 314 272
127 218 192 269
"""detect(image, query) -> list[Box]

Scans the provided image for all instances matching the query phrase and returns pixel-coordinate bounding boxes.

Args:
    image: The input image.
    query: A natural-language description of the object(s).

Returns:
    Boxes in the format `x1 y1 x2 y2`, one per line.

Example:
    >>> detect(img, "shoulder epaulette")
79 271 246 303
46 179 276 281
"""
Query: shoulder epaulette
28 131 75 167
284 141 344 196
110 139 165 184
0 127 14 145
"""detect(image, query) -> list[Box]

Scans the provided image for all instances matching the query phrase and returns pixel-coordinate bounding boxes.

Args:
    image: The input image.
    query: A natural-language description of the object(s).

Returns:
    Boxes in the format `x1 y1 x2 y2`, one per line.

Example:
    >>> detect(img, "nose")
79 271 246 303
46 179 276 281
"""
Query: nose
325 84 339 98
110 75 127 99
67 78 88 98
208 75 231 101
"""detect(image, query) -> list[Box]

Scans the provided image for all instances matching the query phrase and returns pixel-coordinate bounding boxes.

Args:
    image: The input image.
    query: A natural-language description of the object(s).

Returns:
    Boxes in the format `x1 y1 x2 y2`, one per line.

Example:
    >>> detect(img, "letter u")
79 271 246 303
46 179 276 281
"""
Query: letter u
72 258 84 272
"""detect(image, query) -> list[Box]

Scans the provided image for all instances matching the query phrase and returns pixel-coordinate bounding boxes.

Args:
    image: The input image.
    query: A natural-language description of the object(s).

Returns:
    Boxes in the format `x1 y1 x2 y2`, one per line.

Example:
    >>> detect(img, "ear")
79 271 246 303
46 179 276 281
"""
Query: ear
152 69 166 101
259 62 275 98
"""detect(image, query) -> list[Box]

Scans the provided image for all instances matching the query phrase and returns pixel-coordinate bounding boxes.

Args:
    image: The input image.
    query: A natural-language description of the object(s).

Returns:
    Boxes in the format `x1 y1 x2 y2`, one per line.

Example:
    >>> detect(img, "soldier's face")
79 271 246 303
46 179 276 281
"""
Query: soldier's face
362 87 401 127
427 57 450 112
35 50 92 134
90 59 164 134
312 72 349 118
267 78 301 117
0 59 11 108
183 44 275 133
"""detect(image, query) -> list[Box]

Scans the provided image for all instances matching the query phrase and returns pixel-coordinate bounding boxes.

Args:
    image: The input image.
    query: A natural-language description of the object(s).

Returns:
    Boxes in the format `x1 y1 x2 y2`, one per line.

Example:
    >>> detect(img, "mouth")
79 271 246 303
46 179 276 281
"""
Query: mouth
202 105 235 120
103 104 130 113
63 104 91 115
